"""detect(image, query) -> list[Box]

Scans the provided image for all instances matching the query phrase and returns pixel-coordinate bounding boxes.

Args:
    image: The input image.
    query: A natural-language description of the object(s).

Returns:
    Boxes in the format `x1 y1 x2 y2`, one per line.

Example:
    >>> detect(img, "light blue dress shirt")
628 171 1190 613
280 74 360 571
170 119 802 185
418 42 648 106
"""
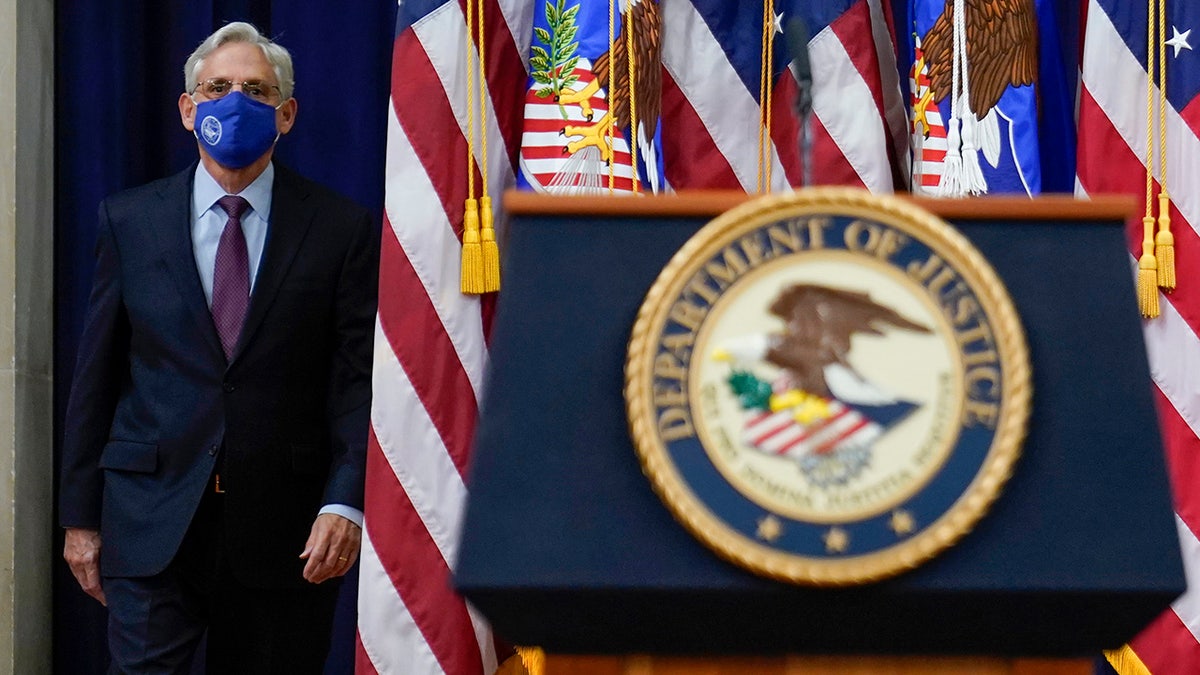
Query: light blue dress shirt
191 162 363 528
191 161 272 303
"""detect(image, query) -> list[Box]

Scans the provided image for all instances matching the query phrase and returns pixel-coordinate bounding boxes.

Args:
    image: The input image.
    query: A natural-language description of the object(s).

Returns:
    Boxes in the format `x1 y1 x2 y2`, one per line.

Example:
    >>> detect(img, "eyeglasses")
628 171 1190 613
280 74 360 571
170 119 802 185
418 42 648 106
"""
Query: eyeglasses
192 78 282 104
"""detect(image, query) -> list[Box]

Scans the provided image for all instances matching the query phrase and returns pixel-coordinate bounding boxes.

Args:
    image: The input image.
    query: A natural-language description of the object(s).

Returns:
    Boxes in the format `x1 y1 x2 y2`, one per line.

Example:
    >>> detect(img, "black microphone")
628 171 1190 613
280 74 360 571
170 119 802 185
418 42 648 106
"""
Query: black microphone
785 17 813 118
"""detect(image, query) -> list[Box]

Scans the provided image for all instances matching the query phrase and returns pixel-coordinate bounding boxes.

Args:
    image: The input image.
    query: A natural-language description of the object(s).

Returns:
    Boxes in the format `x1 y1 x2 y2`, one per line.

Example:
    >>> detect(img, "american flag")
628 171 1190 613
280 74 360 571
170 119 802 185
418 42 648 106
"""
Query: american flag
359 0 907 672
660 0 908 192
355 0 530 673
1077 0 1200 672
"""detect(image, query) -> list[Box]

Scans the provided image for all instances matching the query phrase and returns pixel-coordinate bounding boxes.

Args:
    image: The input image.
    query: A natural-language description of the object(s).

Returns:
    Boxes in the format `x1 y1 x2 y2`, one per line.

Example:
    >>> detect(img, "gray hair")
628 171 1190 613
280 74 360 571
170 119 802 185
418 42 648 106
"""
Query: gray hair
184 22 295 100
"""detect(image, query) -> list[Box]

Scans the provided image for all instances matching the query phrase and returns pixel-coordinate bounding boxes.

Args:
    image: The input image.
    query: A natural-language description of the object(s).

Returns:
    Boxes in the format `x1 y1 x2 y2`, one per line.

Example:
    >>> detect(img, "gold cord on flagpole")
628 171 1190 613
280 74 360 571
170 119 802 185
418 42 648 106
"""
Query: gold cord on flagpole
608 0 616 193
1137 0 1160 317
1154 0 1175 291
763 0 776 191
756 0 770 194
627 1 640 194
461 0 484 294
478 0 500 291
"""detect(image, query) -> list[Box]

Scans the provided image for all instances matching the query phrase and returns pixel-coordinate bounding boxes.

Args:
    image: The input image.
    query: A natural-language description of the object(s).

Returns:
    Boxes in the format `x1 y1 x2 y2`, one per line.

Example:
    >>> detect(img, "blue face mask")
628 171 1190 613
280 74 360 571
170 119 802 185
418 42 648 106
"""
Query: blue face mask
193 91 281 169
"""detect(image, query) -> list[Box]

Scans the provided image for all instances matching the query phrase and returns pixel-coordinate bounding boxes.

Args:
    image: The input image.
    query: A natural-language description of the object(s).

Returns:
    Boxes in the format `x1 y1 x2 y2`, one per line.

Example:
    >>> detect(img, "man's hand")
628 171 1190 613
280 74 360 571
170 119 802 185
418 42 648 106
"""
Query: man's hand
299 513 361 583
64 528 106 606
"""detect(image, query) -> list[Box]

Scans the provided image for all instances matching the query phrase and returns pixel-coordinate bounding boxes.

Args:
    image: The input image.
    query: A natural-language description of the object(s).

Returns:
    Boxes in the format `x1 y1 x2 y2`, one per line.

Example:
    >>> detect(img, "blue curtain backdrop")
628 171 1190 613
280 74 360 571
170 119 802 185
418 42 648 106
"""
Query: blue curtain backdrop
53 2 396 672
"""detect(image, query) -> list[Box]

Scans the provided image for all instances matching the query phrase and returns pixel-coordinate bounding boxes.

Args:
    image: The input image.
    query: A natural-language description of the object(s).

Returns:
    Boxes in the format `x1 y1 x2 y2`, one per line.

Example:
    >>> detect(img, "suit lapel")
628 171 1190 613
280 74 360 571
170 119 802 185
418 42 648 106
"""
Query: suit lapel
230 165 314 365
153 164 226 362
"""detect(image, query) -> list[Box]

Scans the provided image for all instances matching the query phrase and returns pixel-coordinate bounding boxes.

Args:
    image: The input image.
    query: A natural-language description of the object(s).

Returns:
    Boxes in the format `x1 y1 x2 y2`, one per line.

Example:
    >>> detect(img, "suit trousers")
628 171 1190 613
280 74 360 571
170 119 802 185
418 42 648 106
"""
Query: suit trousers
103 482 340 674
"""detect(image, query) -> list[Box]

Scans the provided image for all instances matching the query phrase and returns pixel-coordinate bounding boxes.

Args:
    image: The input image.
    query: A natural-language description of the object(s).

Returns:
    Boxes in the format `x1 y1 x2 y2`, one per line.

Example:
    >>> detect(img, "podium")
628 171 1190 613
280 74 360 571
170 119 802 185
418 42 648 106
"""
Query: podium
455 191 1183 668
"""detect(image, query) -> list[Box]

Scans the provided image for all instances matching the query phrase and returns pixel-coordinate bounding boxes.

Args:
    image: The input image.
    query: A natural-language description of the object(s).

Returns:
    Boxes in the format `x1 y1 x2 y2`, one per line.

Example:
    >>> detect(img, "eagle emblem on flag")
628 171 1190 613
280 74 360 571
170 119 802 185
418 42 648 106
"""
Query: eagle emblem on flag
518 0 664 194
909 0 1041 196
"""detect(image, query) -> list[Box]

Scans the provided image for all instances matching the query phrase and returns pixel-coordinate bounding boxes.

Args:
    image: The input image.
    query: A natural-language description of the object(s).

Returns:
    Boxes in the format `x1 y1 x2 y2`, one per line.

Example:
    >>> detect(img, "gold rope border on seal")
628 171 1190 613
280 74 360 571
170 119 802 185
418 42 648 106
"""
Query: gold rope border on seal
624 188 1032 586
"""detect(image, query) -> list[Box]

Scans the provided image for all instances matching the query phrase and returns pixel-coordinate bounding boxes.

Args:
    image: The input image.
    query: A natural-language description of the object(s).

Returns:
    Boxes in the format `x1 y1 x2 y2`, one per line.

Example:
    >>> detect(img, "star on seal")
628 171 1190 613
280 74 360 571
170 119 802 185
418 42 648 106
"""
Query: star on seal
824 527 849 554
757 515 783 542
890 510 916 536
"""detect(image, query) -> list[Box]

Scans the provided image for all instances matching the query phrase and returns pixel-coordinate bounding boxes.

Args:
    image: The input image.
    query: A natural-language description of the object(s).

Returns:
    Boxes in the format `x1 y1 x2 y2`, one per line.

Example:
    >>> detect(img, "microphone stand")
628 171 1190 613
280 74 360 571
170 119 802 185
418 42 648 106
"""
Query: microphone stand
794 74 813 189
786 18 813 188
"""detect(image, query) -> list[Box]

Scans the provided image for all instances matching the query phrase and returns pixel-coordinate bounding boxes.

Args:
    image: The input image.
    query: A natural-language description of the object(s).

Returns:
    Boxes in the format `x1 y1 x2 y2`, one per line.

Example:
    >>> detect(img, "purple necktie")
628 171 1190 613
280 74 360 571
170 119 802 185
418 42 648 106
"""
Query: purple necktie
212 195 251 359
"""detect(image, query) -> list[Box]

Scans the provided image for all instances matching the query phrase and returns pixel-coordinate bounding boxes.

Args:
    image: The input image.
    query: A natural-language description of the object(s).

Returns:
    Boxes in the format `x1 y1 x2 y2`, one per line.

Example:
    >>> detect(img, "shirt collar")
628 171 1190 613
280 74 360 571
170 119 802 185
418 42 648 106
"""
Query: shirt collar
192 161 275 221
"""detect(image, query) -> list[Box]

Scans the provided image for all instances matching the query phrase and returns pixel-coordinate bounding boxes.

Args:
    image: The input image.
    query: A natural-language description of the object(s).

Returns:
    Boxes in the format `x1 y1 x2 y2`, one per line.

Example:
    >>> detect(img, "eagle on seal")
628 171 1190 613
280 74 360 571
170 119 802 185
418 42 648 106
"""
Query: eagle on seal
763 284 931 402
714 284 932 485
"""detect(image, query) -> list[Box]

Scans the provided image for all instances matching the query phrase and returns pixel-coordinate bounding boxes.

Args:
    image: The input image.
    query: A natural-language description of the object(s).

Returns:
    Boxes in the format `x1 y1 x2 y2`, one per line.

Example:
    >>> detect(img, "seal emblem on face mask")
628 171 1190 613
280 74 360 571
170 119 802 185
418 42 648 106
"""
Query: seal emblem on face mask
625 188 1030 586
200 116 223 145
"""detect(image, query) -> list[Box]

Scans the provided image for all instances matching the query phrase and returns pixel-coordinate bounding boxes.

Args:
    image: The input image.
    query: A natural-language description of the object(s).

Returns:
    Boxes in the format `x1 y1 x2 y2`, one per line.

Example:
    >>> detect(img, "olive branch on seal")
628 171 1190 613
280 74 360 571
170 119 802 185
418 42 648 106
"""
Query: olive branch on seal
530 0 581 119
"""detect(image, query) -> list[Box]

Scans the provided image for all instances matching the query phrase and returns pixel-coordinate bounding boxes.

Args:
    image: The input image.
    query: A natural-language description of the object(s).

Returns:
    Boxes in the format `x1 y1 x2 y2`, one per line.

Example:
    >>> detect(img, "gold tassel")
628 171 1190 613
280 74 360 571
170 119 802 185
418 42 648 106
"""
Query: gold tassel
461 198 485 294
1138 0 1158 316
480 195 500 292
1104 644 1153 675
494 647 543 675
515 646 545 675
1138 215 1160 318
1156 192 1175 290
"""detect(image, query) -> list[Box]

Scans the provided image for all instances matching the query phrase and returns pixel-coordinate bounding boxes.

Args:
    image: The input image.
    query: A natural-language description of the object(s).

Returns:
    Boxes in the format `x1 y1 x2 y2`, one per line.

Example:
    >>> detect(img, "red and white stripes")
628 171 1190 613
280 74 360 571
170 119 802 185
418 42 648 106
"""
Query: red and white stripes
744 404 880 458
910 38 950 194
1078 1 1200 672
359 1 909 671
356 1 529 673
659 0 906 193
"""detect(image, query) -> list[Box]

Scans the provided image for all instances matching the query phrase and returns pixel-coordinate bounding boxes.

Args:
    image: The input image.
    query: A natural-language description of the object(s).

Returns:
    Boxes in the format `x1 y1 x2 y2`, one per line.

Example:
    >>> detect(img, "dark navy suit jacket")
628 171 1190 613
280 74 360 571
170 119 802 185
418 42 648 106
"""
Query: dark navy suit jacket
59 162 378 589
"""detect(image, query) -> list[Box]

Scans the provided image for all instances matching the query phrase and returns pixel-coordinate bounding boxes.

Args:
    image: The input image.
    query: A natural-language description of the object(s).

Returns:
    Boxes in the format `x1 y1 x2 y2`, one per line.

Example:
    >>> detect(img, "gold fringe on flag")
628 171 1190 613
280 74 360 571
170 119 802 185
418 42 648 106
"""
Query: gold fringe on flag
1104 644 1153 675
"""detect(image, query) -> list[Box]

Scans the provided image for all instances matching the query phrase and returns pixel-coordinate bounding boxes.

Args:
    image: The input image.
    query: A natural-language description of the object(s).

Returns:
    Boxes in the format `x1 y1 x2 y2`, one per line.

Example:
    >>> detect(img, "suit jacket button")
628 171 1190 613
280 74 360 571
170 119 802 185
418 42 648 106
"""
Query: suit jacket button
223 382 235 393
208 444 219 456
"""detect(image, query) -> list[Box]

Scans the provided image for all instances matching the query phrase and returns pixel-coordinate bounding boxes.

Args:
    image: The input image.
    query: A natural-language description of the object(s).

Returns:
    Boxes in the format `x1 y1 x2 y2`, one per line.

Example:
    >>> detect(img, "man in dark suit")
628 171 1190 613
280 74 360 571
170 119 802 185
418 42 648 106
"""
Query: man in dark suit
59 22 377 673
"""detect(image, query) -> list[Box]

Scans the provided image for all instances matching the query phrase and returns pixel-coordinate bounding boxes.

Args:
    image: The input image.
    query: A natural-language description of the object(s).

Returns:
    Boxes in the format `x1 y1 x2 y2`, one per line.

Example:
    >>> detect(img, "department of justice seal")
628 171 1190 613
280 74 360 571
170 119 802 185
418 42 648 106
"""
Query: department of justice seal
625 189 1030 585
